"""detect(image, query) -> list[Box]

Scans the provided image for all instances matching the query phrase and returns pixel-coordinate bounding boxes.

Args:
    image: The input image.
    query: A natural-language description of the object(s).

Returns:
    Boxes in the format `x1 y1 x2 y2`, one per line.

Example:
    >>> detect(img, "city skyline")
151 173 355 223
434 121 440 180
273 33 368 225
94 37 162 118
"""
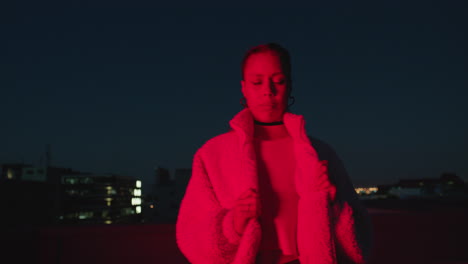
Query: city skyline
1 159 465 189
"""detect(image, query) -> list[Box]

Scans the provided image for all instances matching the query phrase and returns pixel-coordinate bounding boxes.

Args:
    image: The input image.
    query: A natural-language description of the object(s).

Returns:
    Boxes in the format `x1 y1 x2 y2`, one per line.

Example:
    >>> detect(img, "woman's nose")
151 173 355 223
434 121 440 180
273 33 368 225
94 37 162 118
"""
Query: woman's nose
262 81 276 96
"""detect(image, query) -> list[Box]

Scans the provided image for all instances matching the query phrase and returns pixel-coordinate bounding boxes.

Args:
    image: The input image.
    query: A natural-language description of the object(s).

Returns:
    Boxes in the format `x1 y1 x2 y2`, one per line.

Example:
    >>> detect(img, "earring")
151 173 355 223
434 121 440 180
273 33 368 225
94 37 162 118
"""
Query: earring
288 96 295 107
240 97 247 108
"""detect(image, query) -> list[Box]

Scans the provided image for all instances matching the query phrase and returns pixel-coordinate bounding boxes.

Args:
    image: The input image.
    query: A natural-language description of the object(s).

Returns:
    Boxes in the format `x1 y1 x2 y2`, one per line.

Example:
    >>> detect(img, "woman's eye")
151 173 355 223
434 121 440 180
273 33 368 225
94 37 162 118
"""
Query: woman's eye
251 81 262 85
274 79 285 84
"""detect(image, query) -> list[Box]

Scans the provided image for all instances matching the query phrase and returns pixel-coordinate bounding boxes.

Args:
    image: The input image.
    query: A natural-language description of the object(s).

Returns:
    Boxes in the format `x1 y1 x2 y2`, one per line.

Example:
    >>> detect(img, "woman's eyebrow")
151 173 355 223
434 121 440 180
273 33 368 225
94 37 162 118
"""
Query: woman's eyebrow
271 72 285 77
247 74 263 78
248 73 284 78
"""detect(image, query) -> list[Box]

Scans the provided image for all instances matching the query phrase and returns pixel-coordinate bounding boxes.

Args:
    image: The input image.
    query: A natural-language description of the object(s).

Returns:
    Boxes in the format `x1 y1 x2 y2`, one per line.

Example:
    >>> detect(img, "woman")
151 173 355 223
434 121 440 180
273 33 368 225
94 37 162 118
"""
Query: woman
176 43 372 264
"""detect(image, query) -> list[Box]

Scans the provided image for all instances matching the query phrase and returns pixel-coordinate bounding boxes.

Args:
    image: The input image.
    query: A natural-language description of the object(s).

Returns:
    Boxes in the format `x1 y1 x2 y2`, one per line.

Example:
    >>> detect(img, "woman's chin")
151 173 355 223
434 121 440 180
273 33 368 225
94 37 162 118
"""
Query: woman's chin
251 110 283 123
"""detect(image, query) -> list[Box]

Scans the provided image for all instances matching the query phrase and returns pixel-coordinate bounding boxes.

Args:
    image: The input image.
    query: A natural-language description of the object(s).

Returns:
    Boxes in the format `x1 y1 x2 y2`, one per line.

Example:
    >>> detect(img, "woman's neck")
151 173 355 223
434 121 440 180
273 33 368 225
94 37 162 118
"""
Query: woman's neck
254 123 289 140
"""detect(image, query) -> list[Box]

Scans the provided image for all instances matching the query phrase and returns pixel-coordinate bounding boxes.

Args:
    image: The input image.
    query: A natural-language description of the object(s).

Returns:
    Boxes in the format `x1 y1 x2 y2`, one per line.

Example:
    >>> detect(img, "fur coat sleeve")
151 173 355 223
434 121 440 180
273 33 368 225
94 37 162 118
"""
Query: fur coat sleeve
310 137 373 264
175 148 262 264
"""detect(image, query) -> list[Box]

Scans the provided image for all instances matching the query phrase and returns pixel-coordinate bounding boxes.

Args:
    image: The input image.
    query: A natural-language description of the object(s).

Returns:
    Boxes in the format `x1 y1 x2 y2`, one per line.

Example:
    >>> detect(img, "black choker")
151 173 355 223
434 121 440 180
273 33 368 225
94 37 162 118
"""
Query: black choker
254 120 284 126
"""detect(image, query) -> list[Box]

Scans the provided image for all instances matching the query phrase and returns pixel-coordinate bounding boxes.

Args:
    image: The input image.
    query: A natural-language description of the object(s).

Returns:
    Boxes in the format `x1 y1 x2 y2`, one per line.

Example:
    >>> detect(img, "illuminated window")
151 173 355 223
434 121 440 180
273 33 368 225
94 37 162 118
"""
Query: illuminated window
64 178 78 184
104 197 113 206
121 207 135 216
78 211 94 219
102 210 109 218
106 186 116 195
80 177 93 184
7 169 14 179
136 180 142 188
136 206 141 214
66 189 79 196
132 198 142 206
133 189 141 197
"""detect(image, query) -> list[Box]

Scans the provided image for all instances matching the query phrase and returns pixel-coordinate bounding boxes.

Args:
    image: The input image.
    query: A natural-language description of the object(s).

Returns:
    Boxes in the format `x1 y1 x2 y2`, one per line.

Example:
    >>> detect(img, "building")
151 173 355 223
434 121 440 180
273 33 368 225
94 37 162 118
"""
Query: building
0 163 46 181
174 168 191 205
387 173 468 199
150 167 176 223
149 167 192 223
0 179 56 227
0 163 82 226
60 174 143 225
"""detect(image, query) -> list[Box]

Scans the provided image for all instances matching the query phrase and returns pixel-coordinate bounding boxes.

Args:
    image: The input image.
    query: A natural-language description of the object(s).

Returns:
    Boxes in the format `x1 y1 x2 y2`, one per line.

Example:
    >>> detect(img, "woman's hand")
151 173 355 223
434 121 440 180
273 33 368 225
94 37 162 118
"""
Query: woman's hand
232 188 261 235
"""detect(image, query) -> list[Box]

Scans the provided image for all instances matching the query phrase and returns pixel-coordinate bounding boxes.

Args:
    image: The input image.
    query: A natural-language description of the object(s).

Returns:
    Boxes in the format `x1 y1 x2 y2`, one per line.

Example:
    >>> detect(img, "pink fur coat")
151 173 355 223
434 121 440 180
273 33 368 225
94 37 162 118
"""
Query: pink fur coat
176 108 372 264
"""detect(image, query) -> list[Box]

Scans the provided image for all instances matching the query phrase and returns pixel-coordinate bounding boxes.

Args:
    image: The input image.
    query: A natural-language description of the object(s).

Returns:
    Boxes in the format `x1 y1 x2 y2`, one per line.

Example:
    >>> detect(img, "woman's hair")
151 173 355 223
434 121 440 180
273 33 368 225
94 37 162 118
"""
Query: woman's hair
241 43 293 95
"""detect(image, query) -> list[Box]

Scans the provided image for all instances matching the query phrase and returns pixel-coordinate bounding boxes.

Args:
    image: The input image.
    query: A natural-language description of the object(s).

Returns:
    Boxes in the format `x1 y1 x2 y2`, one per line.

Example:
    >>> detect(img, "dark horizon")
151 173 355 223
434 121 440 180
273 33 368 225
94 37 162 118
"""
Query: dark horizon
2 1 467 188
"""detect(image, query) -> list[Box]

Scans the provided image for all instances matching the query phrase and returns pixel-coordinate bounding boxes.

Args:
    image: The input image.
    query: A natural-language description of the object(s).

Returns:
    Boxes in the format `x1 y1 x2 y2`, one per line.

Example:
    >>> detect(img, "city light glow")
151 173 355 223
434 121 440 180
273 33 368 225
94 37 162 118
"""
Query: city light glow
355 187 378 195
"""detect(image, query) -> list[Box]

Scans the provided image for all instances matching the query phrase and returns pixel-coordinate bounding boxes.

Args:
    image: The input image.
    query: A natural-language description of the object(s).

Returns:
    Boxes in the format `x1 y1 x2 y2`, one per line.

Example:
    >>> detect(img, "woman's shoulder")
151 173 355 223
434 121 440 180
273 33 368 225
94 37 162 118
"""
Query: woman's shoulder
196 130 239 156
308 136 361 201
307 136 338 161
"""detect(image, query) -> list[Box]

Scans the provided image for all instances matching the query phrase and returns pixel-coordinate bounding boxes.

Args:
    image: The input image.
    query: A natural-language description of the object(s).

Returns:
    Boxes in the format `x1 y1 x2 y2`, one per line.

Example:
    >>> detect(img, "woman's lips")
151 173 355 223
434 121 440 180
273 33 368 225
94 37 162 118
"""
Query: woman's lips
257 104 276 110
258 102 275 106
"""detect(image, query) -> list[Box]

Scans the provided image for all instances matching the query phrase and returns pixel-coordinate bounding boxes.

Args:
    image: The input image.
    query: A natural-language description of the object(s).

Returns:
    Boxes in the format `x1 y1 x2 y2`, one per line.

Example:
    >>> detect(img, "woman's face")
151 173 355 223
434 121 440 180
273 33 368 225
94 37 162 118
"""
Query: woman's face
241 51 289 123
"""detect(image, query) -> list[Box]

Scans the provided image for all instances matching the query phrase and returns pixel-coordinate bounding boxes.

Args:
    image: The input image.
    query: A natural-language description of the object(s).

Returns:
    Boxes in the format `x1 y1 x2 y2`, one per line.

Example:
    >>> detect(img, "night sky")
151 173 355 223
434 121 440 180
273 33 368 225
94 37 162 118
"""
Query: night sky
2 1 467 190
